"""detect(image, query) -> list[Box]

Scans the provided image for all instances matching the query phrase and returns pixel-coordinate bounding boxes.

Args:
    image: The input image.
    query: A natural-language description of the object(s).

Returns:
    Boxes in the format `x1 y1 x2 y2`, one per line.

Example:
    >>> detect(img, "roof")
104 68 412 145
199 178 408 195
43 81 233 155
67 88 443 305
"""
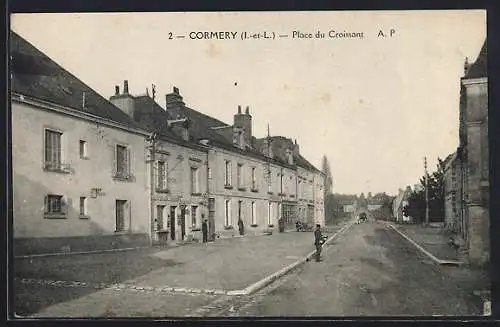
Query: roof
10 31 142 130
175 105 232 144
465 40 487 79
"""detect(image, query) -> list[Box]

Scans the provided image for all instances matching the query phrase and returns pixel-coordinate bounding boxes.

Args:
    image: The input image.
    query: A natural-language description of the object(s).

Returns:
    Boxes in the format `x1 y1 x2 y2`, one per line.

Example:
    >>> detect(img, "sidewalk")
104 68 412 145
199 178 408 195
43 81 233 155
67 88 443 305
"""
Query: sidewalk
389 223 462 262
15 223 348 317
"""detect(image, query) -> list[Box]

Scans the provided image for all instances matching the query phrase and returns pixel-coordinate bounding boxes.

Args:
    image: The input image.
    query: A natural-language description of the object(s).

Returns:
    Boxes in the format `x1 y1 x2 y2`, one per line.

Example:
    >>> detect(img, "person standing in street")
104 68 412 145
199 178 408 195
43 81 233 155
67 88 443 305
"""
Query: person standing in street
314 224 324 262
202 218 208 243
238 218 245 235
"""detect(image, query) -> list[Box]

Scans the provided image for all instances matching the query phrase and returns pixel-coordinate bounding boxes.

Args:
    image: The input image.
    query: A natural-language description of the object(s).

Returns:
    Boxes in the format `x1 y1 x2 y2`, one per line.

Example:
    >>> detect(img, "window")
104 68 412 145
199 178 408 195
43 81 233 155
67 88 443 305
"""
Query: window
79 197 87 217
115 199 128 232
251 167 256 190
79 140 88 159
46 194 63 214
251 201 256 225
225 199 232 226
238 200 242 220
156 205 165 230
157 161 167 190
208 167 212 179
115 145 130 178
191 206 198 227
237 164 243 188
225 160 232 186
191 167 199 194
45 130 62 165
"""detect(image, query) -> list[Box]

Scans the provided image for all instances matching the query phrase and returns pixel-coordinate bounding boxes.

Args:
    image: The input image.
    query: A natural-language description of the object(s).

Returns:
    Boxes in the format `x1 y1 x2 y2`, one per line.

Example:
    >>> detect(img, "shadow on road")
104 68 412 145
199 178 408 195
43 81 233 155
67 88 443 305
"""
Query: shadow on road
13 248 181 316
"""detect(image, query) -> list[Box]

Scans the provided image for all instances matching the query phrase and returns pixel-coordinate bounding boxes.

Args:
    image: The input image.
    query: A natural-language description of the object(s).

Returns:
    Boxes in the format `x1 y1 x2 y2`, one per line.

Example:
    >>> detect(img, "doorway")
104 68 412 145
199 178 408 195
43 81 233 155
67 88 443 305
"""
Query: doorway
180 206 186 241
170 206 176 240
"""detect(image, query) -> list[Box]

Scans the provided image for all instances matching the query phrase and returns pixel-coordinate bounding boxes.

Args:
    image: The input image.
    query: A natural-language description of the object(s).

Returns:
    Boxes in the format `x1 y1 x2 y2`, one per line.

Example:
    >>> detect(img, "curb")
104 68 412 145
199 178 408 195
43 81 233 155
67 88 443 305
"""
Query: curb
14 246 153 259
386 223 464 266
227 221 354 296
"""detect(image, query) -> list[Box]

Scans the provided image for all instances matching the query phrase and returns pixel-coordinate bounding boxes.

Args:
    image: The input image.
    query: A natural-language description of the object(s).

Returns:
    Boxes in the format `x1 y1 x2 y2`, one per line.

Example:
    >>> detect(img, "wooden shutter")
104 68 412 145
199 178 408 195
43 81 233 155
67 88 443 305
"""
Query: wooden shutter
44 195 48 214
127 147 131 177
112 144 117 176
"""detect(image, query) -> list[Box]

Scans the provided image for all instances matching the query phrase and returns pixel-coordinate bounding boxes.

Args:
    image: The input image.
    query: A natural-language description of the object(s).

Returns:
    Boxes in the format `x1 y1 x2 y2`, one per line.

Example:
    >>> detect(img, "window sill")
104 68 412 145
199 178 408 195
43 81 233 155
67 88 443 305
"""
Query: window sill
43 167 72 174
112 174 135 182
44 213 67 219
114 230 130 234
79 215 90 220
191 192 202 196
237 187 246 191
79 156 90 160
224 185 233 190
224 225 234 230
250 224 258 227
156 188 170 194
251 188 259 193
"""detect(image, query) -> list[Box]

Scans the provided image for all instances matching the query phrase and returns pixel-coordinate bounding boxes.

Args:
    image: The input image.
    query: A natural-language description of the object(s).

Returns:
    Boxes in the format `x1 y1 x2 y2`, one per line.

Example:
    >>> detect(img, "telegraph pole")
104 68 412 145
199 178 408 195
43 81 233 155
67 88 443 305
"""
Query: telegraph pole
424 156 429 226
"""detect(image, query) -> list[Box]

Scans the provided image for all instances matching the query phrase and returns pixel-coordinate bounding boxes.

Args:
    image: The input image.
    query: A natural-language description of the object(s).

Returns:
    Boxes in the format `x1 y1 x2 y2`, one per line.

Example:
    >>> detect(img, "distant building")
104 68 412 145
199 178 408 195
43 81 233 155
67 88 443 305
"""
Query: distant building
392 187 412 223
343 204 356 213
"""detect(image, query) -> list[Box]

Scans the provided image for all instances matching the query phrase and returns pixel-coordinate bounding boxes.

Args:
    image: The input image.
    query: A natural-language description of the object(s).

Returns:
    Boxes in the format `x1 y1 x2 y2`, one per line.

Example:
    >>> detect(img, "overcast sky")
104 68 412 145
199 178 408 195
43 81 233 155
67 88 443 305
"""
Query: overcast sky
11 11 486 196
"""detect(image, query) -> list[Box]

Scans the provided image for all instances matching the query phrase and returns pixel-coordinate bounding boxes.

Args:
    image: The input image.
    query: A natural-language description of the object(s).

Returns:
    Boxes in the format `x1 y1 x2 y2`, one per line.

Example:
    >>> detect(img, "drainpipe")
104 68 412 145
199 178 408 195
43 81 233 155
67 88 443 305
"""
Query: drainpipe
149 133 157 246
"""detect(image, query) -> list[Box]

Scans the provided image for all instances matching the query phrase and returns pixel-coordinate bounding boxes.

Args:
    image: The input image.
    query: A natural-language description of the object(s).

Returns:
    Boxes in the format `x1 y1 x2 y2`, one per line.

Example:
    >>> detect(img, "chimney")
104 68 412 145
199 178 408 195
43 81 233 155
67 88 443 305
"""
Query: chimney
233 105 252 148
286 148 294 165
293 139 300 156
123 80 129 94
109 80 135 119
165 86 185 118
464 57 471 76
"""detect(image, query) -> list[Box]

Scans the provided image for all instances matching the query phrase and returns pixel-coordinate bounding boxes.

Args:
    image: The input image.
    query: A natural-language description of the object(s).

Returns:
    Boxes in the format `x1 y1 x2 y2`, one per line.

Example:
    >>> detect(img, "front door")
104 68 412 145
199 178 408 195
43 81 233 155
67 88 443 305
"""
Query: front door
170 206 176 240
180 207 186 241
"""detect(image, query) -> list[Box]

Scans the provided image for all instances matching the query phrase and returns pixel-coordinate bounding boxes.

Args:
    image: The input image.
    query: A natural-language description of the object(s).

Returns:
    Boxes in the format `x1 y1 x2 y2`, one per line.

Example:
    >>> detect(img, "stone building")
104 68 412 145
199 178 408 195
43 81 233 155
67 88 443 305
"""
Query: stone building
392 186 412 223
456 40 489 265
109 84 210 244
163 87 326 236
443 151 462 232
11 32 151 255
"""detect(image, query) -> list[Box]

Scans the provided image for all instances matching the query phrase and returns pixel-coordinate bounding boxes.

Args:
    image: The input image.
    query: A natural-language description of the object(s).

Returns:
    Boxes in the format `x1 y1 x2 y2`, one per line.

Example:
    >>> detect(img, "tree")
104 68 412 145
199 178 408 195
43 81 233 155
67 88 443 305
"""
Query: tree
321 155 333 195
407 158 445 223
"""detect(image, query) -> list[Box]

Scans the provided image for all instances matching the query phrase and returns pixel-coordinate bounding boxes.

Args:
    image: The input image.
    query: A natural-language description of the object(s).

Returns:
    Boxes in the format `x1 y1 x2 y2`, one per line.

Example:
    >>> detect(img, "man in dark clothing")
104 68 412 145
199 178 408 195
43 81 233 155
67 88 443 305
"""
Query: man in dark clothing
238 218 245 235
314 224 324 262
202 218 208 243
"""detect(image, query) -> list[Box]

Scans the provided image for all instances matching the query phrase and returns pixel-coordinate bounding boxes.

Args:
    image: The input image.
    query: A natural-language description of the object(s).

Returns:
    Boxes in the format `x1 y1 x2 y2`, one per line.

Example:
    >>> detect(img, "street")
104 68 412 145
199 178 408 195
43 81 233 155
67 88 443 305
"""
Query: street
199 221 484 317
13 219 486 318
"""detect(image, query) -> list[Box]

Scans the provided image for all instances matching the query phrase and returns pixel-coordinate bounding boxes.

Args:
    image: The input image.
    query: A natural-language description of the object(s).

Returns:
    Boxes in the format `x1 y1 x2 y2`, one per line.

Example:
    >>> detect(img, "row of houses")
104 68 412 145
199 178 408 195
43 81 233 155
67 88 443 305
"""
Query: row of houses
443 40 489 265
11 31 326 256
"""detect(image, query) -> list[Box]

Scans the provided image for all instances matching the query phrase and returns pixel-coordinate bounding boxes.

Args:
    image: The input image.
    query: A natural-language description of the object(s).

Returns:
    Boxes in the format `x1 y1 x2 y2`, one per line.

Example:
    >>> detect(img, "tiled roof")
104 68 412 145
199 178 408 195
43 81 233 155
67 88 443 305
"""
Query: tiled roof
465 40 487 79
174 105 232 144
10 31 142 129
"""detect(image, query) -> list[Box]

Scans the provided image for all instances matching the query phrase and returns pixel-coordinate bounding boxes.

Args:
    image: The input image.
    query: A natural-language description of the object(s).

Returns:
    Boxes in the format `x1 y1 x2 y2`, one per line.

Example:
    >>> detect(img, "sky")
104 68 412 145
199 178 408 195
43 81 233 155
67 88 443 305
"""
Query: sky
11 11 486 196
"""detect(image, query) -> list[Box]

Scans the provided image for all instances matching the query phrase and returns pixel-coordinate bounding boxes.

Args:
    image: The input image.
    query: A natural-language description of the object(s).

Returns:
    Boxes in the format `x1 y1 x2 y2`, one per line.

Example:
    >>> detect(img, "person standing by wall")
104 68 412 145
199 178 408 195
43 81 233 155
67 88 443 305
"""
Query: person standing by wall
314 224 324 262
202 217 208 243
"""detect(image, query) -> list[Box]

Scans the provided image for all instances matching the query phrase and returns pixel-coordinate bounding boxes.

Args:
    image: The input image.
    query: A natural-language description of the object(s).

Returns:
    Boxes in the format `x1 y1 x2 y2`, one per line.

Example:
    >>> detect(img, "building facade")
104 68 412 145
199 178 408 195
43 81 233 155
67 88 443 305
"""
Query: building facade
456 40 489 265
443 151 463 232
11 32 151 255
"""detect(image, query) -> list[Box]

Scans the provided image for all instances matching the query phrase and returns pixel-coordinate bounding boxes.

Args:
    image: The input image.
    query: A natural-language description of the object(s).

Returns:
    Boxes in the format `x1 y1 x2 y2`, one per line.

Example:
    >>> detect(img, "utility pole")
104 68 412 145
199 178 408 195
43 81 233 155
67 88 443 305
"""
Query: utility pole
424 156 429 226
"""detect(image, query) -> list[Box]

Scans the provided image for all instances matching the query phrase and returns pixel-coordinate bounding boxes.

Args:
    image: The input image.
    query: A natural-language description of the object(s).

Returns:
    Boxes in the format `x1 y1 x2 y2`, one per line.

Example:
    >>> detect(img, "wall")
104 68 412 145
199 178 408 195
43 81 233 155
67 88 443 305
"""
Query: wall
12 101 151 254
463 78 489 265
151 139 209 243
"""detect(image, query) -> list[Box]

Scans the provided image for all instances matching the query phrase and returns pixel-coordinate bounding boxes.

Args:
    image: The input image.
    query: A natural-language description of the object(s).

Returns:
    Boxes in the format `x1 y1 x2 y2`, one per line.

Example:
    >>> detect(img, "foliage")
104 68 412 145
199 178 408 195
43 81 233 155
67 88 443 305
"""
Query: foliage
407 158 445 223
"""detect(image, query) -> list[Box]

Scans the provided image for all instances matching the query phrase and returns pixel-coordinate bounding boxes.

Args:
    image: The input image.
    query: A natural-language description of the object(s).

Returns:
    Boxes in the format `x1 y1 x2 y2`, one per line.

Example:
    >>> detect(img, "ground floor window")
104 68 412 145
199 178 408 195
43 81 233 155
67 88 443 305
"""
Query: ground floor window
225 199 231 226
156 205 165 230
282 203 297 224
79 197 88 217
116 199 128 232
191 205 198 228
268 202 272 225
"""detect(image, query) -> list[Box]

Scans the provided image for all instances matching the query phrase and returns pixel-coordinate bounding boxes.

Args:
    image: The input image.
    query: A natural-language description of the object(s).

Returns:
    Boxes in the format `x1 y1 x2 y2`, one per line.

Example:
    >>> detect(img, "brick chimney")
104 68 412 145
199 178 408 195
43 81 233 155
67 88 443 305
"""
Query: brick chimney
165 86 185 118
293 139 300 156
110 80 135 120
233 105 252 148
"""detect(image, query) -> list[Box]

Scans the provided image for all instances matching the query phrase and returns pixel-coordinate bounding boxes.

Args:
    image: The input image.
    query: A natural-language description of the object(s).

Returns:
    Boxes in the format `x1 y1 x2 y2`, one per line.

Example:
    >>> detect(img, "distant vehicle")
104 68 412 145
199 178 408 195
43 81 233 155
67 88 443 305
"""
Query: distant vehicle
356 212 367 224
